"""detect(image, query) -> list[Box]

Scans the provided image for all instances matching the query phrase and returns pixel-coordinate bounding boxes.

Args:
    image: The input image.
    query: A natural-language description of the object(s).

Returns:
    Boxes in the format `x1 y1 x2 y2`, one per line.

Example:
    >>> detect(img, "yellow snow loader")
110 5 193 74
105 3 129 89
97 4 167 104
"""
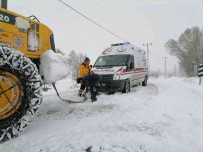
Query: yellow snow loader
0 1 71 141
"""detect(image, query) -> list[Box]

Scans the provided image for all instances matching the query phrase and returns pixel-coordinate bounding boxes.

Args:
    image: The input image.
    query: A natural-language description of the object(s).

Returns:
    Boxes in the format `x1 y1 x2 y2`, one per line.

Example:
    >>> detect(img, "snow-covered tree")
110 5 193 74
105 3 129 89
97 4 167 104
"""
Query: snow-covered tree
67 50 86 79
165 26 203 77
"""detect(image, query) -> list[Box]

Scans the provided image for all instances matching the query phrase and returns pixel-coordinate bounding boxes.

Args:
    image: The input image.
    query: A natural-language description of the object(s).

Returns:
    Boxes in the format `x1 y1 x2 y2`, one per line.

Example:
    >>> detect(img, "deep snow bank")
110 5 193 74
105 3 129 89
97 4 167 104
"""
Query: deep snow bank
0 77 203 152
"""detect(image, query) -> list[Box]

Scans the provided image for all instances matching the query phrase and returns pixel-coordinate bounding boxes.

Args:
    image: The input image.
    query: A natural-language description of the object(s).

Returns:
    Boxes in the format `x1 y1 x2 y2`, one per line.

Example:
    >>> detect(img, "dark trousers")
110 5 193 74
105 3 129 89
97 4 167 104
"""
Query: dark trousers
80 83 86 91
83 74 99 97
89 81 97 97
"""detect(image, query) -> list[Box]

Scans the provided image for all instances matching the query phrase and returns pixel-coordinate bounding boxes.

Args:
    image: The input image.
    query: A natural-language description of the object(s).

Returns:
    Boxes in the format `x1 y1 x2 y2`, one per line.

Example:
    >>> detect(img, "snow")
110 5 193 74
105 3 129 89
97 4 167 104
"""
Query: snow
40 50 70 83
0 77 203 152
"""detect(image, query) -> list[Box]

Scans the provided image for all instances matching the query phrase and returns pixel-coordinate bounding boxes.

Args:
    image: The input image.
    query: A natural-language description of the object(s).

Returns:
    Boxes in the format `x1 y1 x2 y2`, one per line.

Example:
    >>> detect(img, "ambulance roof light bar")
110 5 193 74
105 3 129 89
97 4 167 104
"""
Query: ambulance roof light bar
111 42 130 46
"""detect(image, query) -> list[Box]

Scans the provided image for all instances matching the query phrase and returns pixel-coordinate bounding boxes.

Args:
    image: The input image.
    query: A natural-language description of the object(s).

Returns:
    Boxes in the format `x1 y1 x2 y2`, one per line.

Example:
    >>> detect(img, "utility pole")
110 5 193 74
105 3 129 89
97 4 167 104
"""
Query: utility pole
163 57 168 78
143 43 152 74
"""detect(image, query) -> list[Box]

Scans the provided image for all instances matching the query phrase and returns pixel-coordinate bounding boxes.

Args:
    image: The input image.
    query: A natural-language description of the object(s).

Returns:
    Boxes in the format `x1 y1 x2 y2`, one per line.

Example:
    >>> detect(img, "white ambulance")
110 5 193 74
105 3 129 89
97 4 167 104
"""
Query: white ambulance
92 42 148 93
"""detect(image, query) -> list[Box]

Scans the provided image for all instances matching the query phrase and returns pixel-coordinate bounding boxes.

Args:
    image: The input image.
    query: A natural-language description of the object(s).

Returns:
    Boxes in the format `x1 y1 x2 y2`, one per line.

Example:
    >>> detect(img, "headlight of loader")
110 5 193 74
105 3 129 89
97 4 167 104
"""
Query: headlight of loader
113 72 121 80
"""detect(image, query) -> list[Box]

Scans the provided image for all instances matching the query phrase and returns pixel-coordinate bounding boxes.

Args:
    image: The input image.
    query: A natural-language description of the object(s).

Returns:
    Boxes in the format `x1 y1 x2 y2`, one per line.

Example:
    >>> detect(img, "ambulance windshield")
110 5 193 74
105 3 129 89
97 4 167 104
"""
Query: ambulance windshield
94 55 129 67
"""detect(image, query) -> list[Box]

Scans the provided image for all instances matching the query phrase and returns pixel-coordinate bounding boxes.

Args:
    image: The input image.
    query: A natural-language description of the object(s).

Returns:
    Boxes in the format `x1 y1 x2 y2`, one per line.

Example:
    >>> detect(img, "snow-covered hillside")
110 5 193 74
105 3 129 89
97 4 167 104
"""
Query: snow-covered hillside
1 77 203 152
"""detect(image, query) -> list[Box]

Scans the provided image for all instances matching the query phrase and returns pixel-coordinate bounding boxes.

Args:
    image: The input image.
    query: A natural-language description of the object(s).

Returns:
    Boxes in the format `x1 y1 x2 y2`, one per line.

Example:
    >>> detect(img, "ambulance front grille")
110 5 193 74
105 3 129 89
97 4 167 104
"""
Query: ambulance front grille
99 74 114 82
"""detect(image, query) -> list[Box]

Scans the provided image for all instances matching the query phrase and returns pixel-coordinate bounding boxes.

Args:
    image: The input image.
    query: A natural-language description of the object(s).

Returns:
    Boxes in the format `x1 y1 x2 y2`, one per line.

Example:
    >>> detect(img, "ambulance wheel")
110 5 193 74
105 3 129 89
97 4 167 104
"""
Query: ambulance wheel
0 45 43 142
142 76 148 86
123 79 130 93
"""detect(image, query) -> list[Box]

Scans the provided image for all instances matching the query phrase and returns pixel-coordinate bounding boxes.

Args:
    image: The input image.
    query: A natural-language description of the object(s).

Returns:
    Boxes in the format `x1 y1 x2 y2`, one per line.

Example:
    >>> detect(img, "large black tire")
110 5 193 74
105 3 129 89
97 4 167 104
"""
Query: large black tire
142 76 148 86
122 79 131 93
0 45 43 142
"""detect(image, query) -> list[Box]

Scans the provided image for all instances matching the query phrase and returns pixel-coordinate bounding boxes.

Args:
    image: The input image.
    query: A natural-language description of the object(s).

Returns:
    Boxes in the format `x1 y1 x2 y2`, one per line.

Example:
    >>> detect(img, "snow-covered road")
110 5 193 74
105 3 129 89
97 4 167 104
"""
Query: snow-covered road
1 77 203 152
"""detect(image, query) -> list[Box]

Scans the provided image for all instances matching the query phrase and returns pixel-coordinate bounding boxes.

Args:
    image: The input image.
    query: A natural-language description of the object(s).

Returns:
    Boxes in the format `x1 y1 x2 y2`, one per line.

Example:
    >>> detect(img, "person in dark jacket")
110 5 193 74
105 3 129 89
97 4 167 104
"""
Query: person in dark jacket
82 73 100 102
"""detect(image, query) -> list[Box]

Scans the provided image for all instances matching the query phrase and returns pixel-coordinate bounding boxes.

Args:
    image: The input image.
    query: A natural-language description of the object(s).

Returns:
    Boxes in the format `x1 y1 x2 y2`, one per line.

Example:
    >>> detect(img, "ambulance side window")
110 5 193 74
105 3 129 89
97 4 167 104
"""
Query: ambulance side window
127 55 134 71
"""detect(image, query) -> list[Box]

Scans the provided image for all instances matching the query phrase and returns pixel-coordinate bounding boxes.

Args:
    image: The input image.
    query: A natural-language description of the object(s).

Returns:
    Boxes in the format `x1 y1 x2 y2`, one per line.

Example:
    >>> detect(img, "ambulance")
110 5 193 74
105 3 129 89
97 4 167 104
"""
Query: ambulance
92 42 148 93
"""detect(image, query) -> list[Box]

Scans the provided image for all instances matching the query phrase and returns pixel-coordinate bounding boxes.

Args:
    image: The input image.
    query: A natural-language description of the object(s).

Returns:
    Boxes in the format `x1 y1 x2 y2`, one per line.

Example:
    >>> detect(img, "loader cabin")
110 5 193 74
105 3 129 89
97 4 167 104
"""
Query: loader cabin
0 7 56 60
92 42 148 92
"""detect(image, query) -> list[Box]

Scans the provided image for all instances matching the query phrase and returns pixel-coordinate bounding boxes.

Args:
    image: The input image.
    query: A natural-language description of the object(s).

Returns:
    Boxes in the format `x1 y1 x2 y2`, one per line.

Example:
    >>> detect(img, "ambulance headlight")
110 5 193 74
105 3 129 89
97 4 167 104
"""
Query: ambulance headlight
113 72 120 80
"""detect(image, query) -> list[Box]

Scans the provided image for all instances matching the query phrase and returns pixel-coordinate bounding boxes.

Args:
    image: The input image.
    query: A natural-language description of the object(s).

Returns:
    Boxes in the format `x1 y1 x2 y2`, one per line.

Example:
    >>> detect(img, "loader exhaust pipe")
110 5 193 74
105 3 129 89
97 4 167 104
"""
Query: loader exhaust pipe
0 0 7 9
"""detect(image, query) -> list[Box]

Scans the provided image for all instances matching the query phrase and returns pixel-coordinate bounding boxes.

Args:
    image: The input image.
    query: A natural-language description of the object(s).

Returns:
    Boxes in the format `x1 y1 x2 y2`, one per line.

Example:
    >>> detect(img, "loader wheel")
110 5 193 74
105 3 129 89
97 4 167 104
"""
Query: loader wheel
0 45 43 142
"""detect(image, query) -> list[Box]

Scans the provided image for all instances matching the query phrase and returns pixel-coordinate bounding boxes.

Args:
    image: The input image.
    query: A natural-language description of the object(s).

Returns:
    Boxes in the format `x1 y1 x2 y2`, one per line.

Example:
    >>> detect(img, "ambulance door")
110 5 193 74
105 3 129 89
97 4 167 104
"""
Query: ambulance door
127 55 136 86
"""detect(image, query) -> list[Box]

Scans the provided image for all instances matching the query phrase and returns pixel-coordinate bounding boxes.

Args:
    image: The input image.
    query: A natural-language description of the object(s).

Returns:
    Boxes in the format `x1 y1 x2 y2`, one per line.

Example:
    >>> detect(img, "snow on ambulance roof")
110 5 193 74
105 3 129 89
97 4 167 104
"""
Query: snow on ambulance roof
101 42 144 56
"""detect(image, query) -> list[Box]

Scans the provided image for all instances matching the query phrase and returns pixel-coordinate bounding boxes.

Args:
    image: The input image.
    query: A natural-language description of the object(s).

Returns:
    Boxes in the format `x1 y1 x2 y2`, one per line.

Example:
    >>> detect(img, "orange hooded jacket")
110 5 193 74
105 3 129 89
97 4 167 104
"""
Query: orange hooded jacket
79 62 92 78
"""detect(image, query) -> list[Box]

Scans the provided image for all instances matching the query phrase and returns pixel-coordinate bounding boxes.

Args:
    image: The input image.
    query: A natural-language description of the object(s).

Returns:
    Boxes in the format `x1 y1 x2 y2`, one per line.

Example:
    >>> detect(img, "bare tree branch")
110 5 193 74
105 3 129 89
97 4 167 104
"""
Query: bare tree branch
165 26 203 76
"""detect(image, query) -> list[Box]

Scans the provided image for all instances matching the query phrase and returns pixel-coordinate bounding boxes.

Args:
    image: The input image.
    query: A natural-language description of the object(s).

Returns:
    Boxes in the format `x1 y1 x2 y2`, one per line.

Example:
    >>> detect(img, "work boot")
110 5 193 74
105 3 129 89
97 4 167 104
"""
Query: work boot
93 88 100 96
95 91 100 96
91 95 97 102
78 89 83 97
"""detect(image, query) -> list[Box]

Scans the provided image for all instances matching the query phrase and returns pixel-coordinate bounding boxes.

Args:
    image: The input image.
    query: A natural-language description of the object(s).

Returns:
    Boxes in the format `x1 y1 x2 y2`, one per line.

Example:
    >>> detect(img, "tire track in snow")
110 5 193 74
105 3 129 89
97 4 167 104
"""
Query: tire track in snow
35 82 158 123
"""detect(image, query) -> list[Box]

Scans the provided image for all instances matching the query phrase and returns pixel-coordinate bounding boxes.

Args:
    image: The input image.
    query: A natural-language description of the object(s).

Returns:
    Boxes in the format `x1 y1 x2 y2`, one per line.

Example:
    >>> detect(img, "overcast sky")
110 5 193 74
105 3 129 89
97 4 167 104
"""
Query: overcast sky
8 0 203 73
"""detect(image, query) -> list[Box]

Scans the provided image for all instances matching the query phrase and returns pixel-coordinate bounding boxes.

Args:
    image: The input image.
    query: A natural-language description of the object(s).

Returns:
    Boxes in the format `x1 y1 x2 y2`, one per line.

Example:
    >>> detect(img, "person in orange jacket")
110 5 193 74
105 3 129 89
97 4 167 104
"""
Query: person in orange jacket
78 57 100 101
78 57 92 96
